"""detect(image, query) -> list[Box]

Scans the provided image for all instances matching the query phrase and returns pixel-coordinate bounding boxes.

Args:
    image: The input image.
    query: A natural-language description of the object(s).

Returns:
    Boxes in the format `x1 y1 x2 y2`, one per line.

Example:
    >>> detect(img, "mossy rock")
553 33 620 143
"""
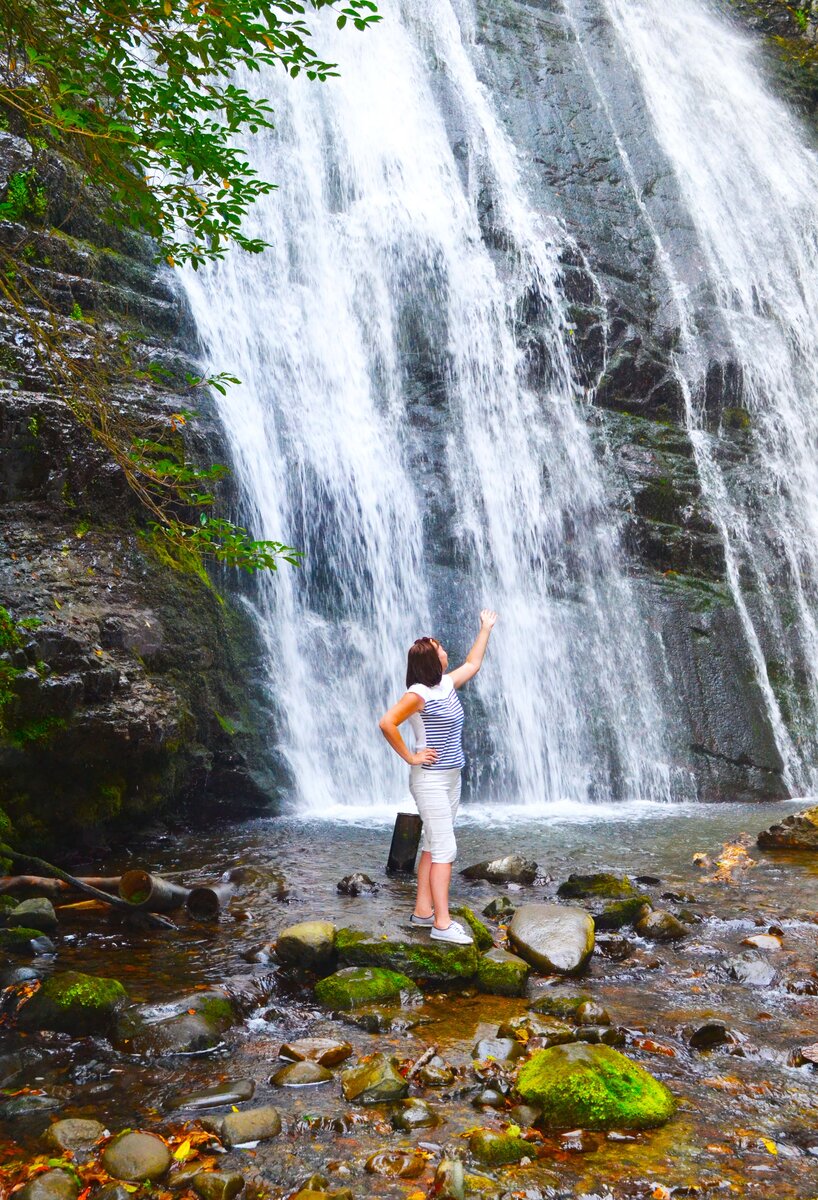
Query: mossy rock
595 896 652 931
452 906 493 951
469 1129 530 1166
528 993 610 1025
17 970 127 1035
315 966 419 1011
557 873 636 900
476 948 530 997
341 1053 408 1103
515 1043 676 1131
0 925 44 952
335 928 479 985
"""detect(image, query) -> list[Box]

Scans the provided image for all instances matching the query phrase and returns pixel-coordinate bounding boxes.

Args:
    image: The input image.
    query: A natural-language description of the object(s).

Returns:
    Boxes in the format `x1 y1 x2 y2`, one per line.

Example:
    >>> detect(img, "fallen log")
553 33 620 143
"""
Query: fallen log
0 875 121 898
119 869 190 913
0 844 174 930
187 882 235 919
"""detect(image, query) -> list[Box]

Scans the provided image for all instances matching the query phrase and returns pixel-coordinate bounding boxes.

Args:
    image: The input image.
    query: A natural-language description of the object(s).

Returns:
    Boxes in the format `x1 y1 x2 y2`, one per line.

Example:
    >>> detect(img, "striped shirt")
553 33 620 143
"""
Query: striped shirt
407 675 466 771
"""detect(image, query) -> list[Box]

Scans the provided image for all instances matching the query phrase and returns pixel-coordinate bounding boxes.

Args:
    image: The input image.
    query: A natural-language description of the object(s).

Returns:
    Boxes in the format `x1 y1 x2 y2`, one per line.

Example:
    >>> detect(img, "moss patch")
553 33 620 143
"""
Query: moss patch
0 925 43 951
557 873 636 900
335 928 479 985
469 1129 530 1166
476 948 530 997
595 896 652 931
18 970 127 1035
452 906 494 951
516 1042 676 1131
315 966 419 1011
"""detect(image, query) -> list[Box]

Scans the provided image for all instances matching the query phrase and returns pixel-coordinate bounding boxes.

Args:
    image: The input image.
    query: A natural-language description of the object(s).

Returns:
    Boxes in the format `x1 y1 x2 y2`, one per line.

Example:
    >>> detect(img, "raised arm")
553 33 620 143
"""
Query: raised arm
378 692 438 766
448 609 498 689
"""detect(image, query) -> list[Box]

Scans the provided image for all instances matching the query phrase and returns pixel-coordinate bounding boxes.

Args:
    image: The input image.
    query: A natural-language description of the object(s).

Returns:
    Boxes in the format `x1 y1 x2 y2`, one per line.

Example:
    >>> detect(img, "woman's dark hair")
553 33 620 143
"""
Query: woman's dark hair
406 637 443 689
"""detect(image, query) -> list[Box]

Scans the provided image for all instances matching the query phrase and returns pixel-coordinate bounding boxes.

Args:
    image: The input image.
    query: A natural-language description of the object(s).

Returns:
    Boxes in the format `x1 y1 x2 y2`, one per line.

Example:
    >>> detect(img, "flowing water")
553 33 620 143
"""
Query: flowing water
182 1 680 815
591 0 818 792
3 802 818 1198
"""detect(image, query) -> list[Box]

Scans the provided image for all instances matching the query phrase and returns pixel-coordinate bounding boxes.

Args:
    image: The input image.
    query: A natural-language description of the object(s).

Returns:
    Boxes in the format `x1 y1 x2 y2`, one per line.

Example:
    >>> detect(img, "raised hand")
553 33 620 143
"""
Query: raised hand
480 609 498 630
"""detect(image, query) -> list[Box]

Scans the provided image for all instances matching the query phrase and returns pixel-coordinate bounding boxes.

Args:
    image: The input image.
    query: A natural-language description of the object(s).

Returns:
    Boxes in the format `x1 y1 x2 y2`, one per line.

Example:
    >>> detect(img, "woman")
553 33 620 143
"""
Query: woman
378 610 498 945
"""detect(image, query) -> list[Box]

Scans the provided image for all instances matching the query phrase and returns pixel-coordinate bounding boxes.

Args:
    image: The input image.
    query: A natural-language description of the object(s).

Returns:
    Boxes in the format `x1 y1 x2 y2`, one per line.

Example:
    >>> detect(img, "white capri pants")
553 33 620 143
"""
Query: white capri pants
409 766 462 864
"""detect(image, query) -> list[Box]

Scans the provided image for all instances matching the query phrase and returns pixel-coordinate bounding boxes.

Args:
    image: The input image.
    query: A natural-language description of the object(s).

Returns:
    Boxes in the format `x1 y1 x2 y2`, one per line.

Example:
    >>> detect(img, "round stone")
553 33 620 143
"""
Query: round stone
101 1132 172 1182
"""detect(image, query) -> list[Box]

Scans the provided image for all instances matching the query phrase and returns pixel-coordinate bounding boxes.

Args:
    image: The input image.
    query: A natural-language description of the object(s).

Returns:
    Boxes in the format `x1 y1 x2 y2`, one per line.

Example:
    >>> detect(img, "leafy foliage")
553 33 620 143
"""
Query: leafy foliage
0 0 380 572
0 0 380 267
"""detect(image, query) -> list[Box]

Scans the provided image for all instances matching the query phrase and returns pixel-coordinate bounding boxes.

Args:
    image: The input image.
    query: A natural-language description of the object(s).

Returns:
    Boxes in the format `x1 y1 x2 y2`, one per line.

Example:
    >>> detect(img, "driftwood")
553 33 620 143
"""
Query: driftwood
0 875 121 898
406 1044 438 1080
0 844 174 930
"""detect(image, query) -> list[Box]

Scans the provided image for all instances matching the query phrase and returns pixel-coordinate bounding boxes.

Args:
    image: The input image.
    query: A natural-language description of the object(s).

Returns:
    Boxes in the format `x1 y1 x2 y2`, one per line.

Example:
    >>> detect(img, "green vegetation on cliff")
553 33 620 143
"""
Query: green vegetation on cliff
0 0 380 573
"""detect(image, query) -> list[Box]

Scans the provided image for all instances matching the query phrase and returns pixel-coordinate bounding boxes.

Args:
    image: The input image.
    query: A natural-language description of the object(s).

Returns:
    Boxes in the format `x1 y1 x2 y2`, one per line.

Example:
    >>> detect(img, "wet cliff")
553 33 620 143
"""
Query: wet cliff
0 134 279 855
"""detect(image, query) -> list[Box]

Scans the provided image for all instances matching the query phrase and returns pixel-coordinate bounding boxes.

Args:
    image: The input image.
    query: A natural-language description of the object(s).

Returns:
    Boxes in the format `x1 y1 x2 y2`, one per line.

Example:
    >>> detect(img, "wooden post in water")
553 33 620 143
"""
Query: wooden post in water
386 813 422 875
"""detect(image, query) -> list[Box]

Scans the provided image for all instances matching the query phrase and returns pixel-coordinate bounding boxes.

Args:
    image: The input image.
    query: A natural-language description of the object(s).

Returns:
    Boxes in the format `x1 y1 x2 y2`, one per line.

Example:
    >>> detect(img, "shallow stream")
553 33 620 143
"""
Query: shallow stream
2 799 818 1198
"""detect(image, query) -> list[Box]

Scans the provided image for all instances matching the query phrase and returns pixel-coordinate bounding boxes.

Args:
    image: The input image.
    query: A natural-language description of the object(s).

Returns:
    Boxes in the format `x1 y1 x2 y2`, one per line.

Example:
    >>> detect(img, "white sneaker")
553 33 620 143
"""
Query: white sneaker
430 920 474 945
410 912 435 927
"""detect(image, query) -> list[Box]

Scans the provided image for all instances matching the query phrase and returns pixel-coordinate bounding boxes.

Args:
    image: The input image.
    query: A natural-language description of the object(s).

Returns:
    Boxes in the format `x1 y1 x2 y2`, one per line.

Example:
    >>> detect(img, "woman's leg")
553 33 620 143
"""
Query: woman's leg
430 861 452 928
415 850 433 918
409 767 458 929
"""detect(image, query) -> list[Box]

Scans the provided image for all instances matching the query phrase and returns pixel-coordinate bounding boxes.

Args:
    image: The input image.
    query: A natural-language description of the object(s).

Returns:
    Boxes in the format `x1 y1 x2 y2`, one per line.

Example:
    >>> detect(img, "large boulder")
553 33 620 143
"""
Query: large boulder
275 921 336 971
7 898 58 932
508 904 594 975
757 805 818 849
341 1053 408 1104
315 966 419 1010
17 971 127 1036
515 1043 676 1130
335 929 478 985
116 990 236 1056
461 856 538 884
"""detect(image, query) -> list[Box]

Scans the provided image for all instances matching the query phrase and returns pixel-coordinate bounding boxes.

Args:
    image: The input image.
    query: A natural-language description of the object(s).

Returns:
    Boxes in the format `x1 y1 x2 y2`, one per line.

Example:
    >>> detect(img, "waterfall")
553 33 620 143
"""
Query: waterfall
182 0 683 814
591 0 818 792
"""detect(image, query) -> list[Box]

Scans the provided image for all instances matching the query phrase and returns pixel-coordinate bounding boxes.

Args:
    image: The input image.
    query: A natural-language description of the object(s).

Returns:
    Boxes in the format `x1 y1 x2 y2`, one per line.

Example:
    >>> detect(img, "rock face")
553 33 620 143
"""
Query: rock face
758 805 818 849
515 1043 676 1131
508 904 595 975
0 134 279 854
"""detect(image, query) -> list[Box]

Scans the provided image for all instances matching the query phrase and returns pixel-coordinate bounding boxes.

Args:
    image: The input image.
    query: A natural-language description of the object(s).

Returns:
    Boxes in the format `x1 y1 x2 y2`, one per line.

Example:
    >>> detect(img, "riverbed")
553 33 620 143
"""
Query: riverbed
2 799 818 1199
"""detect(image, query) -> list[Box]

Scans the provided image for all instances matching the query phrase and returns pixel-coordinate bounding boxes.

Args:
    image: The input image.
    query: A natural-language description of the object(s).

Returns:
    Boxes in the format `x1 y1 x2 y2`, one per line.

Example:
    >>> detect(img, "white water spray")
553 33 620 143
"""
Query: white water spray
182 0 679 812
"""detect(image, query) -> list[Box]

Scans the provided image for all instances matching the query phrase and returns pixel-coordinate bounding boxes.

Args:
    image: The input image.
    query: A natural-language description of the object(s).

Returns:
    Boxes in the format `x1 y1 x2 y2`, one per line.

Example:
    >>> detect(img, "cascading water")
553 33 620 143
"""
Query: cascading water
591 0 818 792
182 0 678 814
